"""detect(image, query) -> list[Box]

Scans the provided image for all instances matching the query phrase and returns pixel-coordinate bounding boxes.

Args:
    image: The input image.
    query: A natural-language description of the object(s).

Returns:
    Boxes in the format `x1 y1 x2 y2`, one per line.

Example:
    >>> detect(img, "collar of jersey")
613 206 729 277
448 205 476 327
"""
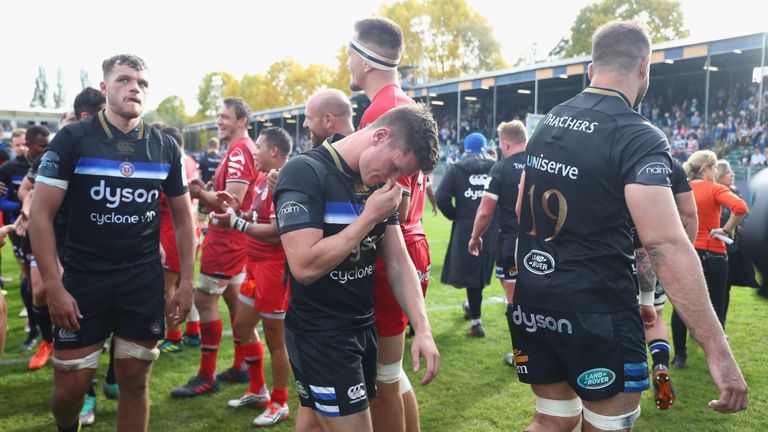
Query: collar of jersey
322 140 356 179
97 110 145 140
582 86 632 108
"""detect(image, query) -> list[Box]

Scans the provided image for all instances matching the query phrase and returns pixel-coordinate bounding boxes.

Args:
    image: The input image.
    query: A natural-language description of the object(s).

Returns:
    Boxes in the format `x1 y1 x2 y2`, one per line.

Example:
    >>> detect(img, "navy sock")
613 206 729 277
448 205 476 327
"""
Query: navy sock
649 338 671 367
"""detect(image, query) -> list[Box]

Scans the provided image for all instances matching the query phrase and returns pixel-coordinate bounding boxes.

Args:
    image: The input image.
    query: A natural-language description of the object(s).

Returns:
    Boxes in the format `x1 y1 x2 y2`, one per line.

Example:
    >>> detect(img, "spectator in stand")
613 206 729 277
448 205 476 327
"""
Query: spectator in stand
741 149 751 166
686 133 699 157
691 111 701 128
750 148 766 167
9 129 27 157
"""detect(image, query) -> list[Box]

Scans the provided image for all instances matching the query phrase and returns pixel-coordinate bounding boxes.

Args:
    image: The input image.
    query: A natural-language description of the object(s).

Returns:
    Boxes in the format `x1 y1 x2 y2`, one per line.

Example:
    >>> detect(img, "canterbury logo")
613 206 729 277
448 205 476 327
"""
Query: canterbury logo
117 141 135 154
347 383 365 400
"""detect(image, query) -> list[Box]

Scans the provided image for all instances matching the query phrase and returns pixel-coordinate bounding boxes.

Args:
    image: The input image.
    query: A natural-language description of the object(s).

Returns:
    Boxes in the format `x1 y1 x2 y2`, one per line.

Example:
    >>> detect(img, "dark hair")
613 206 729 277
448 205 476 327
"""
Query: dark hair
371 104 439 173
161 126 184 149
260 127 293 158
73 87 106 119
592 21 651 74
354 17 403 60
223 97 252 121
26 125 50 143
102 54 148 79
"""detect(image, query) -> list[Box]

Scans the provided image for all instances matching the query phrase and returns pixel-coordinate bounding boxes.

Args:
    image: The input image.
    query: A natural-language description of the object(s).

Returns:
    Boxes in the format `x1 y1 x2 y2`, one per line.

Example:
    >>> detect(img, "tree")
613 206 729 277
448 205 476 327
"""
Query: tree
53 67 66 109
195 72 240 118
549 0 689 59
30 65 49 108
378 0 506 82
80 68 91 89
144 96 188 129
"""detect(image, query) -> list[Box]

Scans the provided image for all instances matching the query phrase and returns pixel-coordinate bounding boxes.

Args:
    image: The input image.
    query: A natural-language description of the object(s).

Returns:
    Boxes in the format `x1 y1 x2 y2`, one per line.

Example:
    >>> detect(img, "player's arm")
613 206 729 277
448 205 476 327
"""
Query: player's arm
468 194 498 256
425 180 437 216
212 206 280 243
634 246 657 327
673 191 698 243
435 167 456 220
627 183 748 413
380 224 439 385
29 182 81 330
166 194 195 325
280 180 402 286
190 179 248 214
17 176 34 202
395 175 413 224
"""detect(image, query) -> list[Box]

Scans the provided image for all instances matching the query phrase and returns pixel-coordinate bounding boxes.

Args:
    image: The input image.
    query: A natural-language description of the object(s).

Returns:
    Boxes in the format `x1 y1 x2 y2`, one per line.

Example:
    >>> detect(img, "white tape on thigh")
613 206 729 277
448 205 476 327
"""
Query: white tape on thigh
230 271 245 285
582 406 641 431
187 303 200 321
113 337 160 362
536 396 582 418
399 368 412 394
196 274 227 295
51 348 103 371
377 359 403 384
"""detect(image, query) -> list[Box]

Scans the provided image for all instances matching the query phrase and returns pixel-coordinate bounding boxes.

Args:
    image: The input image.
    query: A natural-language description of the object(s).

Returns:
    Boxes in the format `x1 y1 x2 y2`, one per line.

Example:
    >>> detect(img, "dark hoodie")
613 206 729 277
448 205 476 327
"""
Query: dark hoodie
436 153 498 288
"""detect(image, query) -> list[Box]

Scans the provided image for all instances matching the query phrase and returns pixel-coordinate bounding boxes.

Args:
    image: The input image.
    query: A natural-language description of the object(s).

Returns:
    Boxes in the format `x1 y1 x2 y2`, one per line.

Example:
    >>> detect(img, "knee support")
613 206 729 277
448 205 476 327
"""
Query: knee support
113 337 160 362
377 359 403 384
399 368 412 394
51 348 103 371
230 271 245 286
536 396 582 418
582 406 640 431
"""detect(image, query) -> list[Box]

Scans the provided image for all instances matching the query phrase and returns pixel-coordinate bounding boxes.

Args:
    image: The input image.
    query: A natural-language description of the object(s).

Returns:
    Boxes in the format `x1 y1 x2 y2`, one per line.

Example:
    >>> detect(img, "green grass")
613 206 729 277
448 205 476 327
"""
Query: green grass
1 212 766 431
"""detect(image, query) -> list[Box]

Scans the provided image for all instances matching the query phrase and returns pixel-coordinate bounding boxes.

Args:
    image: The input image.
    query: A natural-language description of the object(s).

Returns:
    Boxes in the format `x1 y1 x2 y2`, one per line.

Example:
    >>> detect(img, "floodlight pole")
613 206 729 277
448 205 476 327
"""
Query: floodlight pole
492 85 498 142
704 53 711 130
758 32 766 127
534 76 539 115
456 89 462 144
295 114 301 149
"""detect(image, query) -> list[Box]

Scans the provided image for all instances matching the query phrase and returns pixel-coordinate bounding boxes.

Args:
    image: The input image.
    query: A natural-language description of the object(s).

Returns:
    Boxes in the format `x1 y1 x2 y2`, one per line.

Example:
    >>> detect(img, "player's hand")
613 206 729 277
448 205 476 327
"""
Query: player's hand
47 281 82 331
709 227 731 239
0 182 7 195
639 305 656 329
0 224 16 247
468 236 483 256
266 169 279 192
168 280 194 327
214 190 241 211
411 330 440 385
211 206 237 229
706 348 749 413
188 178 207 199
363 179 402 223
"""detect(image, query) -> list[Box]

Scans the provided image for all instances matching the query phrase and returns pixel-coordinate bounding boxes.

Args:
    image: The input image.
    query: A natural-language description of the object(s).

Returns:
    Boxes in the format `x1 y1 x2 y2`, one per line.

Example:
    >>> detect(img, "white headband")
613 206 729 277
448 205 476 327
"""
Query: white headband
348 39 400 71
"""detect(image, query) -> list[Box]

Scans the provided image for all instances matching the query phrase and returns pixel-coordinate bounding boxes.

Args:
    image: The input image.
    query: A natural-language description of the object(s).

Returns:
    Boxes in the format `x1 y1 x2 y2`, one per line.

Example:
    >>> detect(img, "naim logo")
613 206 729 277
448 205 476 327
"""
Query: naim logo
637 162 672 177
577 368 616 390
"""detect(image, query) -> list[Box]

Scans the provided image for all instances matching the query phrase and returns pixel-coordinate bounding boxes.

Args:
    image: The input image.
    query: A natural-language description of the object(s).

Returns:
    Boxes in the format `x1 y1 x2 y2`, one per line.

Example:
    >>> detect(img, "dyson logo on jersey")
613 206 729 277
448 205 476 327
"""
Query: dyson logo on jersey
330 264 374 284
511 305 573 335
90 180 159 209
464 188 484 200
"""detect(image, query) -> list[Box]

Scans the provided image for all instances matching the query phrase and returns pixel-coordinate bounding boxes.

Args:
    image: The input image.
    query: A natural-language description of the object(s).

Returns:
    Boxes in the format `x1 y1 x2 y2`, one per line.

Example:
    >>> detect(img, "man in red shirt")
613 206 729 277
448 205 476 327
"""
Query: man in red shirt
172 97 259 397
347 17 429 432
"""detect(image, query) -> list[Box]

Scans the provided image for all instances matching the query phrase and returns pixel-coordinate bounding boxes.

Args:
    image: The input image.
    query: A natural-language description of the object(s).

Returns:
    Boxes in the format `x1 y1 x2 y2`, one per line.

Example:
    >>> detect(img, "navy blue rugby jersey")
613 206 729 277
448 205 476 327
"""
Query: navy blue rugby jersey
273 141 398 335
0 154 33 222
36 111 188 271
516 87 673 313
484 151 526 240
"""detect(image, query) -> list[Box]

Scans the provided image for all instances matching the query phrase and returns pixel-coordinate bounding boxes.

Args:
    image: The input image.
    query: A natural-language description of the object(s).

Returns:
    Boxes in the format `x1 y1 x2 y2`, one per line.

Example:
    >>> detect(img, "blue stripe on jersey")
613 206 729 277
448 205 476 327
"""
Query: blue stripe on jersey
324 201 363 224
74 158 170 180
314 402 340 416
11 175 24 185
623 362 648 377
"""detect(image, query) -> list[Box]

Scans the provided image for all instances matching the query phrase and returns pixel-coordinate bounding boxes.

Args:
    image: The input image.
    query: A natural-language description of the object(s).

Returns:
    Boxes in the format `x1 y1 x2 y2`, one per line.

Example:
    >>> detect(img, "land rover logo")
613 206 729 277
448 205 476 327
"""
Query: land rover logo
523 250 555 275
577 368 615 390
296 380 309 399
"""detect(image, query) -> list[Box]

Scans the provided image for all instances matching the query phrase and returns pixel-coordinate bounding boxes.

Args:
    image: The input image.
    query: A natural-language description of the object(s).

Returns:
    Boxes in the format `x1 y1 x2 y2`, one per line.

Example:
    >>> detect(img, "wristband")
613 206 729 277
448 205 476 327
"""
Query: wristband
639 290 655 306
232 216 249 233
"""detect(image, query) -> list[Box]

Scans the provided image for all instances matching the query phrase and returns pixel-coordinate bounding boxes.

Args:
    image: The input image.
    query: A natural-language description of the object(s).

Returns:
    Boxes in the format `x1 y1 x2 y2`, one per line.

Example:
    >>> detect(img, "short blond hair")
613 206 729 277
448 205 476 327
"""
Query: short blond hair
497 120 527 144
11 128 26 139
684 150 717 180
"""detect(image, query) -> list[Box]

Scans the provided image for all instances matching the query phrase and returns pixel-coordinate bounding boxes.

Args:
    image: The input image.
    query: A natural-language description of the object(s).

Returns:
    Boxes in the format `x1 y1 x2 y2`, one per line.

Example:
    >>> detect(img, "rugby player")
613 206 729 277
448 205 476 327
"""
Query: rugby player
468 120 526 349
212 127 293 426
633 159 697 410
157 126 202 354
30 54 195 432
347 16 428 432
304 88 355 149
172 97 259 397
513 21 747 431
274 104 440 432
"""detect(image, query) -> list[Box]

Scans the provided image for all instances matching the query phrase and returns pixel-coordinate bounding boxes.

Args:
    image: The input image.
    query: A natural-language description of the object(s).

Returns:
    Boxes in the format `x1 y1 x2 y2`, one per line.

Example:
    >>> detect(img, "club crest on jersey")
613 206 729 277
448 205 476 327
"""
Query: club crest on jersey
119 161 135 177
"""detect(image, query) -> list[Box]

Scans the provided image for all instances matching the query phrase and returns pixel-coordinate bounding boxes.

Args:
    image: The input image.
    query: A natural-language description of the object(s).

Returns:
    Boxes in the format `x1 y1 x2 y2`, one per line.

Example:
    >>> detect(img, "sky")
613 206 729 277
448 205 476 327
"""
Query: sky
3 0 766 115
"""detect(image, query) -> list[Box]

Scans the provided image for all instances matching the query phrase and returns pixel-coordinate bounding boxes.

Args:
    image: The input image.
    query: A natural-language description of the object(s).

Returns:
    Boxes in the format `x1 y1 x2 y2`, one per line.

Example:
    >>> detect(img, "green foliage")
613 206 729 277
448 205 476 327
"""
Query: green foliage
380 0 506 82
144 96 189 129
30 65 49 108
194 72 240 119
550 0 690 58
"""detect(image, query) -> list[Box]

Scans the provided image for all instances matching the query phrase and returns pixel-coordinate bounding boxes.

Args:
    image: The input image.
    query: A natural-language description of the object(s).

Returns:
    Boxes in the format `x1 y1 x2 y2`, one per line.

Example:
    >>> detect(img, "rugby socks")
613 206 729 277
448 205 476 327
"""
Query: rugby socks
31 305 53 342
57 420 80 432
185 320 200 336
106 339 117 385
243 340 266 395
20 278 39 338
271 388 289 406
166 328 183 342
231 316 247 372
649 339 671 368
199 319 222 381
466 287 483 320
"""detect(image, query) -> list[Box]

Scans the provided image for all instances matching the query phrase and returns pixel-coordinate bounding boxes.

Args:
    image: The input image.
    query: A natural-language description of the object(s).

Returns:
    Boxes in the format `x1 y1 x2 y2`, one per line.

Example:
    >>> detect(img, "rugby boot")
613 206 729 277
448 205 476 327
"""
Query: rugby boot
227 391 270 409
29 340 53 370
652 364 676 410
171 375 220 398
216 366 249 383
253 402 290 426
